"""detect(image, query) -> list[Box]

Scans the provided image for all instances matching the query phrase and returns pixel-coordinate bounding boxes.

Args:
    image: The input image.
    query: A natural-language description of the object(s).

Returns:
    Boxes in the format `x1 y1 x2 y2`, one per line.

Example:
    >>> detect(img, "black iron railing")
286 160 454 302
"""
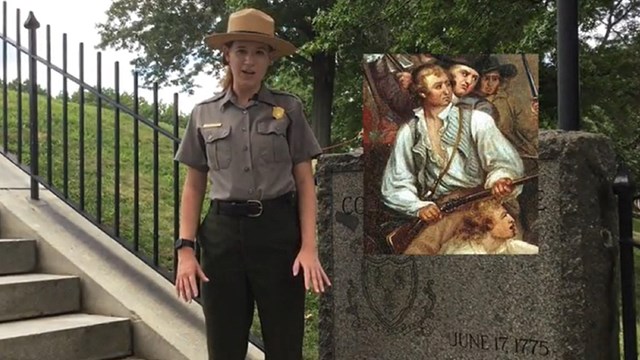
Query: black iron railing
614 167 639 360
1 4 183 282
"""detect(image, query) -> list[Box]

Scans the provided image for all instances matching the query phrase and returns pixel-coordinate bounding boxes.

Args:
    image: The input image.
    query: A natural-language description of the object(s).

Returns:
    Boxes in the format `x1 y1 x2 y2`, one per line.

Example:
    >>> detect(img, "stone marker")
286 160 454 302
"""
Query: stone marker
317 130 620 360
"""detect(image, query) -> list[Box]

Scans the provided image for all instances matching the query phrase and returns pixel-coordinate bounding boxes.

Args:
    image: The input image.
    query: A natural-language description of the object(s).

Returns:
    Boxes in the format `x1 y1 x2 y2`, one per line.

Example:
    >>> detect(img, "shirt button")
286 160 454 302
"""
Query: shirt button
242 110 247 114
248 188 254 194
244 166 250 172
243 145 248 151
242 127 247 132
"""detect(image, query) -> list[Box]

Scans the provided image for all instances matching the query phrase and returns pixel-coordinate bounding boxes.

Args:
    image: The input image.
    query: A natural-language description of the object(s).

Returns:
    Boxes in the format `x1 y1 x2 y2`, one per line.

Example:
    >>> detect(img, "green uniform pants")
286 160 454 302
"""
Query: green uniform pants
198 195 305 360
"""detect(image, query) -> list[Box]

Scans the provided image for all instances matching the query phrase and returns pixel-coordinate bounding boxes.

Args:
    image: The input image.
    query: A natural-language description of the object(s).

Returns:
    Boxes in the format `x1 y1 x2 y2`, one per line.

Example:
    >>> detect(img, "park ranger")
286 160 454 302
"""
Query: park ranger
173 8 331 360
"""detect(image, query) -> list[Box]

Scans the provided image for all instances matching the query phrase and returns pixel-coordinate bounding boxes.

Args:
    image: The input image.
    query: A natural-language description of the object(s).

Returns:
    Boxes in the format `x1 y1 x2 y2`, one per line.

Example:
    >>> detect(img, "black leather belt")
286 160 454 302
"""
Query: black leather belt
211 192 296 217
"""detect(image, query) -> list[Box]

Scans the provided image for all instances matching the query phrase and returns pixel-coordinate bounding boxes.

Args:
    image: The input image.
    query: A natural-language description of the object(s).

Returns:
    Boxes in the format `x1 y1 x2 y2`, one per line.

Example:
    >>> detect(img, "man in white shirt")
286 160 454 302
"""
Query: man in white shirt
381 63 524 255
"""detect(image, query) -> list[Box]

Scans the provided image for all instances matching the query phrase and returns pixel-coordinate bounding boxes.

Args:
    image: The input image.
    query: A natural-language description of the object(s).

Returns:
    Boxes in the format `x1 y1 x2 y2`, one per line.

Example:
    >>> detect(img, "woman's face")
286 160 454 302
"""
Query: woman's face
489 206 516 239
224 41 272 91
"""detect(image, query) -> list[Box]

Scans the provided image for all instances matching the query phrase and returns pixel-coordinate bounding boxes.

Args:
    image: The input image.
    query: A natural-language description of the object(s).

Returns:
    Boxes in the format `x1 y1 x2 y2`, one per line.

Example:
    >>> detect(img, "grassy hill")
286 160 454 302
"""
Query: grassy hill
1 89 185 270
0 89 320 359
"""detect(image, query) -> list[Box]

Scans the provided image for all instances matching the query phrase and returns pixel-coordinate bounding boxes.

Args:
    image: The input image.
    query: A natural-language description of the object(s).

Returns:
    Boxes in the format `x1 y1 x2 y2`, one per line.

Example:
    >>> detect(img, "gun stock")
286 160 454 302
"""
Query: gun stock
386 175 539 254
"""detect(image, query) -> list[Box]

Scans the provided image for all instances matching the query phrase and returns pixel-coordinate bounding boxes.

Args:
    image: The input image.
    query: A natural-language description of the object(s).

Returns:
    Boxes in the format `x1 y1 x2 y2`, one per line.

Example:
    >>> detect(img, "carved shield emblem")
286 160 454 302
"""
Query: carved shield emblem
361 256 418 330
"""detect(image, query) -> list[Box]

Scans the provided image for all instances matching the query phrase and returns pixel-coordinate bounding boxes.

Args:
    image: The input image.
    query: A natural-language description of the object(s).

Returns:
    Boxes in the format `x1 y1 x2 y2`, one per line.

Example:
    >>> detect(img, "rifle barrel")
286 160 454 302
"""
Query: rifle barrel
440 174 539 213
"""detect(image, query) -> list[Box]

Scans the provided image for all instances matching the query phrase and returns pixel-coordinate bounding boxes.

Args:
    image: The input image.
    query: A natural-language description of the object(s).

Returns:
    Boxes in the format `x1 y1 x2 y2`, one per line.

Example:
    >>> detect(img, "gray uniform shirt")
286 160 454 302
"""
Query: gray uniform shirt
174 85 322 201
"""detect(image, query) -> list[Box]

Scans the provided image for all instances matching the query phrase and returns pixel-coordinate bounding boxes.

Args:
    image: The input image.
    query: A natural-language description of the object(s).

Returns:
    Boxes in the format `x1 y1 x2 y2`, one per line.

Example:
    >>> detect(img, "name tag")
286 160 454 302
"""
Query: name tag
202 123 222 128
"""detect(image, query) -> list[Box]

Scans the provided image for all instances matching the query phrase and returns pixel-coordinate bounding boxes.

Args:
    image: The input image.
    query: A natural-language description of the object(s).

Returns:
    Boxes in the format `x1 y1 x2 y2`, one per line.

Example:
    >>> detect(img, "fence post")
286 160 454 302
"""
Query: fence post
613 164 637 360
557 0 580 131
24 12 40 200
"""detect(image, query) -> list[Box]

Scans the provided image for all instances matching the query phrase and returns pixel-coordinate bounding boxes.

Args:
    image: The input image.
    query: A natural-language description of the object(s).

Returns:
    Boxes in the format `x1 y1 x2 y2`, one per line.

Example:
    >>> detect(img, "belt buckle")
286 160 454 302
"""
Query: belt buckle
247 200 263 217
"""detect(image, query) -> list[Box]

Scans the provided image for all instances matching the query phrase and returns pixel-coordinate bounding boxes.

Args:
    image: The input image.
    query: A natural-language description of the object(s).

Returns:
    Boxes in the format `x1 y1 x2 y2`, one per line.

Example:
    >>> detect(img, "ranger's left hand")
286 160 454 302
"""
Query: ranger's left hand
292 246 331 294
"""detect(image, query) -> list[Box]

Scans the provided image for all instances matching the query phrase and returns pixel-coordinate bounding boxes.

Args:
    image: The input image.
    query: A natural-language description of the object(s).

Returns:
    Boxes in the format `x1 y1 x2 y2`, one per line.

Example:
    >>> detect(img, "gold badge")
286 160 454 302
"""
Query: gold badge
272 106 285 120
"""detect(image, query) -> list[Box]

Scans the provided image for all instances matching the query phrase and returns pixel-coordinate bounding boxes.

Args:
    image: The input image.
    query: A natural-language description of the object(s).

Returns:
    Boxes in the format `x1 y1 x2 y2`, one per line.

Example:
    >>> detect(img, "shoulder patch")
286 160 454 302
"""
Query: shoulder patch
196 91 225 105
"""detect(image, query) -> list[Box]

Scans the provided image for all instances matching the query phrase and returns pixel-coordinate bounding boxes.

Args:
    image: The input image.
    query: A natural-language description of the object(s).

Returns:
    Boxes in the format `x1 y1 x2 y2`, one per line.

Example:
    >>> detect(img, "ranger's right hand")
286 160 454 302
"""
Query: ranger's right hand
175 249 210 303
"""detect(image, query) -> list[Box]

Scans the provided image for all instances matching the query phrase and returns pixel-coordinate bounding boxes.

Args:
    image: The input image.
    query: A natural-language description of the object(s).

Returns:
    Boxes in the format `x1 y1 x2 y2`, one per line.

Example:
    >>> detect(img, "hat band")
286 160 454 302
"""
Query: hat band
227 30 274 37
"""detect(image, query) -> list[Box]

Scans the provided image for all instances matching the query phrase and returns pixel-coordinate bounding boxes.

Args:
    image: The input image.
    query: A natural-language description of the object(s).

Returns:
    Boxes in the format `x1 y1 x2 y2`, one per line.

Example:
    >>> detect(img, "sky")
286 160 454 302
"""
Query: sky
2 0 217 114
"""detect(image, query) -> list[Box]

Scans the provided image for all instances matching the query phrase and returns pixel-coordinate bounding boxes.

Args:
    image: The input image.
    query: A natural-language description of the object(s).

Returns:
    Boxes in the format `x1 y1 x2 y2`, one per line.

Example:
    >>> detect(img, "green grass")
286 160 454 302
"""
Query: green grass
0 89 319 359
633 218 639 233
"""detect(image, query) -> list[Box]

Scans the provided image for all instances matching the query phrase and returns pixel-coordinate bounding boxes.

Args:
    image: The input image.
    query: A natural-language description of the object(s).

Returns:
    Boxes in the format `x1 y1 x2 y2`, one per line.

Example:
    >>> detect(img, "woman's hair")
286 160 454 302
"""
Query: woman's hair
220 42 234 90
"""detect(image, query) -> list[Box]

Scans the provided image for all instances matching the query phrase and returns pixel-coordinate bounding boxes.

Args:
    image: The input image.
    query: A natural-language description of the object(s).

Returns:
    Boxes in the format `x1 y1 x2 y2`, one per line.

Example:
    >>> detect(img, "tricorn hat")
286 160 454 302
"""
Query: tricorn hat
204 8 297 59
474 56 517 78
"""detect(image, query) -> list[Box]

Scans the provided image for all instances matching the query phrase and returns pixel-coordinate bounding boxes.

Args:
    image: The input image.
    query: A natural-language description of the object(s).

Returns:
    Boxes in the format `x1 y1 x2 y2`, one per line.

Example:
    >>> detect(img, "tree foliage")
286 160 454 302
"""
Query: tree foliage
96 0 640 181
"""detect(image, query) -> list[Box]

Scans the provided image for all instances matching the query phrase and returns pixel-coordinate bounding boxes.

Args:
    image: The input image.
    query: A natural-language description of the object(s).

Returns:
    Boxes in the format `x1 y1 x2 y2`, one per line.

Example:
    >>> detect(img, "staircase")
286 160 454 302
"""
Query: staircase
0 238 138 360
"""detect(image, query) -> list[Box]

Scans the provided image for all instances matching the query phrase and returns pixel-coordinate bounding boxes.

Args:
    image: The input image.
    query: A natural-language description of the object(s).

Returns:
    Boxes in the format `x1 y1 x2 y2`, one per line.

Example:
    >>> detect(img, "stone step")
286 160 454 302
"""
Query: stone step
0 239 36 275
0 313 132 360
0 273 80 322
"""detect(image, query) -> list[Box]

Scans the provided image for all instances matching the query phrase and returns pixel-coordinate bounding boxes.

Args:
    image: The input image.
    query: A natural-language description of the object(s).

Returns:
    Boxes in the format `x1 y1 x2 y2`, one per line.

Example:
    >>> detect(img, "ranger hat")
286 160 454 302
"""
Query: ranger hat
204 8 296 58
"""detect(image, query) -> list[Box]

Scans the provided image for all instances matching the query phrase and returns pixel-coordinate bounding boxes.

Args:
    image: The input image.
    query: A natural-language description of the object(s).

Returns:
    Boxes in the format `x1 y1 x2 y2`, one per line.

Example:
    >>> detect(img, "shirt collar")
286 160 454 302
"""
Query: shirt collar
218 84 278 111
218 87 235 111
439 102 454 121
413 102 454 122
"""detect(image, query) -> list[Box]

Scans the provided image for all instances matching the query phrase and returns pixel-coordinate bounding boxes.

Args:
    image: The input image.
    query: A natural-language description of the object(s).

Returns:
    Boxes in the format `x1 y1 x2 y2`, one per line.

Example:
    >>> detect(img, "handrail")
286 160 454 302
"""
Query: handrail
0 33 181 143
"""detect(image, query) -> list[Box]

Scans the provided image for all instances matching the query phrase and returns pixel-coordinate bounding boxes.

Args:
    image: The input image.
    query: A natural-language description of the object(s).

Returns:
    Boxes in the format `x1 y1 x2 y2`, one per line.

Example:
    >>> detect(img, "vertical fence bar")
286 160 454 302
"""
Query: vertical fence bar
62 34 68 198
114 61 120 237
16 8 22 162
96 52 102 223
133 72 140 252
172 93 179 276
2 2 7 152
46 25 52 185
79 42 85 209
25 12 39 200
557 0 580 131
153 82 159 266
613 166 638 360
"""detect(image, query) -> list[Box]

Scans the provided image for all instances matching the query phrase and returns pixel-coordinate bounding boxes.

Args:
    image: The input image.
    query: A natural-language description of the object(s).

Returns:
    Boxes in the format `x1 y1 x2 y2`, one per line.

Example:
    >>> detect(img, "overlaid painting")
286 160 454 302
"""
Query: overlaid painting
363 54 540 255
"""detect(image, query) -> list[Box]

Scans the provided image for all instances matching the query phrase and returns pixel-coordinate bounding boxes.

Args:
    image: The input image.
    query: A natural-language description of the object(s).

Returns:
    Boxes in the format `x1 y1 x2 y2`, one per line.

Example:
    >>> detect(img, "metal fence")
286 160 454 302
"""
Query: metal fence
614 168 639 360
1 4 186 284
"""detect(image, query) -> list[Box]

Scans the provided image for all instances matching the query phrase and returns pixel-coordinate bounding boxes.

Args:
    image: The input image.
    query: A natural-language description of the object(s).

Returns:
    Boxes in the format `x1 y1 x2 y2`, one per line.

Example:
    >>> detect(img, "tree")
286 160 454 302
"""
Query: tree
96 0 640 183
97 0 337 147
7 78 47 96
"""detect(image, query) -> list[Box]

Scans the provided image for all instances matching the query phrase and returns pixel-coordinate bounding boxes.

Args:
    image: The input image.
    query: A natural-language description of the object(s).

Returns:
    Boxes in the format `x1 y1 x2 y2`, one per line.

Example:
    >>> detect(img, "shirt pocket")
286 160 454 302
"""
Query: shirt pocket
256 121 291 163
202 126 232 170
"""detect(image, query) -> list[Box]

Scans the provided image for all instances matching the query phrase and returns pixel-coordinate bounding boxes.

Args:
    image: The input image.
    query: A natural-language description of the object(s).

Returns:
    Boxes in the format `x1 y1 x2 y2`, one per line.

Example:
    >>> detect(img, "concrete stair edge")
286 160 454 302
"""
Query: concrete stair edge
0 313 132 360
0 273 81 322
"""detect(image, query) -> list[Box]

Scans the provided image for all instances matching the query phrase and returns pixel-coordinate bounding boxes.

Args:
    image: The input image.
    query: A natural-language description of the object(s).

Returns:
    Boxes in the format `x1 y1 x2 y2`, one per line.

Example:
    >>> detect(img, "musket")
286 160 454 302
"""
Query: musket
386 174 539 253
384 54 411 73
521 53 538 99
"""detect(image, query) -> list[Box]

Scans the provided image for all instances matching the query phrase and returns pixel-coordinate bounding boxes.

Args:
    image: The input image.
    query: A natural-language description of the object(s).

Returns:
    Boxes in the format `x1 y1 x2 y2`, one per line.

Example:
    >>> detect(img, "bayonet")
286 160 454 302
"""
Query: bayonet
521 53 538 99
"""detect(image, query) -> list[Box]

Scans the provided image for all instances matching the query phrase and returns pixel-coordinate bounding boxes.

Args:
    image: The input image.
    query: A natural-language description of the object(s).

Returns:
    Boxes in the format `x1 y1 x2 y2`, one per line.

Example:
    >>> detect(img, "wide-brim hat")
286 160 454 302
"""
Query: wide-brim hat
204 8 297 59
474 56 517 79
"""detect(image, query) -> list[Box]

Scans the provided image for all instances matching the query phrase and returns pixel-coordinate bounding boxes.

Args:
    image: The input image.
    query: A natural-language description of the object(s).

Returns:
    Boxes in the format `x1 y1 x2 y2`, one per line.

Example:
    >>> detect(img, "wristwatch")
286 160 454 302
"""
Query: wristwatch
174 238 195 250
